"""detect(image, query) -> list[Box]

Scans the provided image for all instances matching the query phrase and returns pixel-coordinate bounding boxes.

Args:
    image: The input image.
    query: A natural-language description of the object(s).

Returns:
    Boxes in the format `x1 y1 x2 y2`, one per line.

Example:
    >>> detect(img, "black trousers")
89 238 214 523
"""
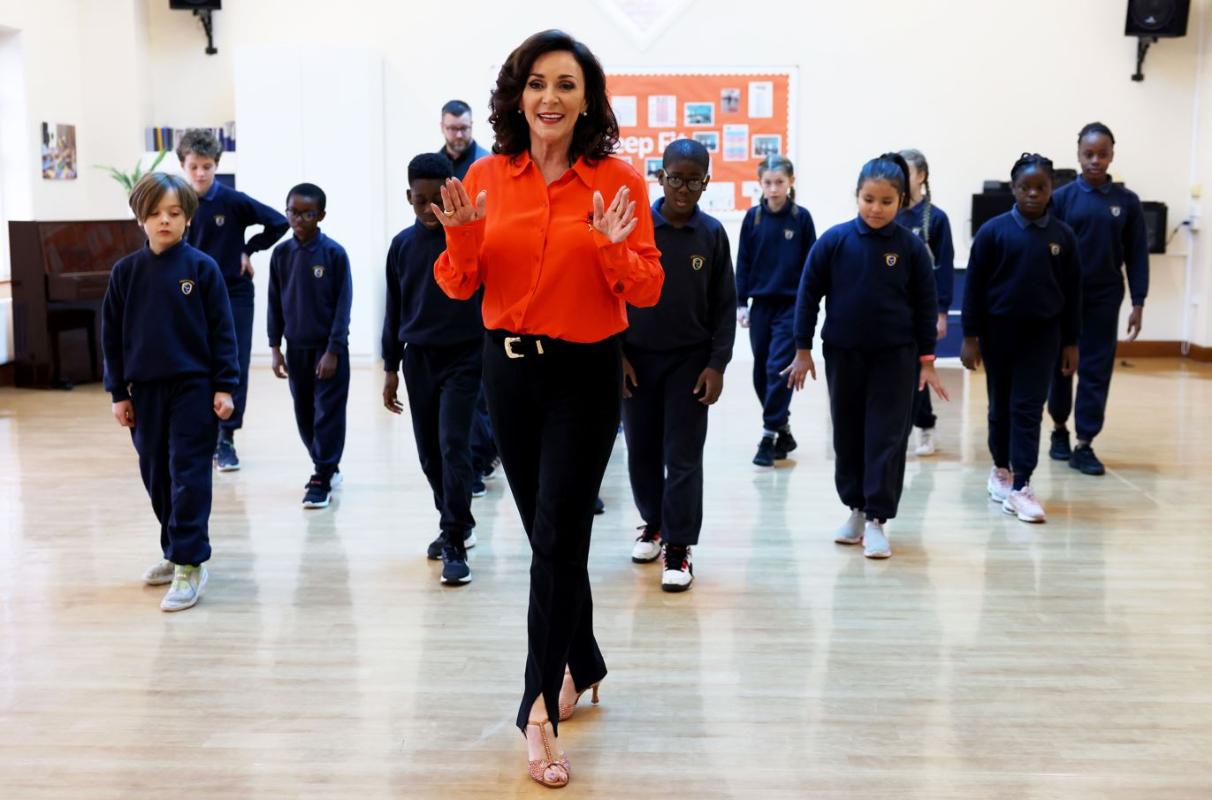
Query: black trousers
1048 284 1123 443
469 387 497 476
129 375 216 566
482 331 618 736
748 297 796 431
982 317 1061 483
285 344 349 474
911 381 937 429
221 278 254 434
823 343 917 521
401 340 481 544
621 344 710 547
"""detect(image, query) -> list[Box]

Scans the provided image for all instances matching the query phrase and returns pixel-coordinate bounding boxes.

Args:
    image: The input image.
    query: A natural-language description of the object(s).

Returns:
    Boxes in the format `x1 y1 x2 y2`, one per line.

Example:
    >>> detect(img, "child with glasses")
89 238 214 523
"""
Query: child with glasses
266 183 353 508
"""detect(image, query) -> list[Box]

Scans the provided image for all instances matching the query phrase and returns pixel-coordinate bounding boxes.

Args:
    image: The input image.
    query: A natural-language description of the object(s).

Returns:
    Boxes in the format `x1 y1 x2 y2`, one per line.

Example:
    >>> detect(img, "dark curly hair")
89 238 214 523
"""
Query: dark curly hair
489 30 618 163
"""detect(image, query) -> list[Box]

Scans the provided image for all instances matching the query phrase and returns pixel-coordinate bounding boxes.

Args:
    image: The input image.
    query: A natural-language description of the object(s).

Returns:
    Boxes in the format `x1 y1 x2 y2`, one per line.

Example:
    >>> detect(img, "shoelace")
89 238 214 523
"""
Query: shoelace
635 524 659 543
665 546 689 570
170 569 194 591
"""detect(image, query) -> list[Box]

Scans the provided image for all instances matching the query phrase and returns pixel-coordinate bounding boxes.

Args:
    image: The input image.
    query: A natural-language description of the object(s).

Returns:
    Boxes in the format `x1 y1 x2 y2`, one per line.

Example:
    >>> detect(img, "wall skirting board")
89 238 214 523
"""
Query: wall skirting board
1117 341 1212 361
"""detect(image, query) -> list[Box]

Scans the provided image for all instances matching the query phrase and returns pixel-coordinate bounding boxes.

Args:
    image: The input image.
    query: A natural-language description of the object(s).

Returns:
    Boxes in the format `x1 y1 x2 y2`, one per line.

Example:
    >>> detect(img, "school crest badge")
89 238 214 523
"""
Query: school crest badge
1049 243 1062 256
313 265 325 278
1110 205 1122 217
213 214 226 227
690 255 705 271
179 279 195 296
884 253 899 267
784 228 795 240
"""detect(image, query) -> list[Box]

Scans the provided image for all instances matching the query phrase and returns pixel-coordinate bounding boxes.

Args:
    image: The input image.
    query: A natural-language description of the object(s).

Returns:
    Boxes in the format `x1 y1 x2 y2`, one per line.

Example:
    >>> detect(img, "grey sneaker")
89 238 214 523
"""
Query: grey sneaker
142 558 175 586
834 509 865 545
160 564 208 612
863 521 891 559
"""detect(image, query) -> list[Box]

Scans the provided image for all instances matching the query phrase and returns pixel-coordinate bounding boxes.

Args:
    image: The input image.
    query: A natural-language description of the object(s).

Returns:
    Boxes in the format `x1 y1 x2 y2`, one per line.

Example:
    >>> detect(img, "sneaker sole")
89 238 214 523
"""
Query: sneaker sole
216 463 241 472
988 488 1009 503
661 579 693 593
864 549 892 559
1049 451 1071 461
632 552 662 564
440 574 473 585
834 536 863 545
1002 504 1046 523
752 459 774 467
914 448 936 457
302 498 331 509
144 575 173 586
1069 463 1106 476
471 490 487 498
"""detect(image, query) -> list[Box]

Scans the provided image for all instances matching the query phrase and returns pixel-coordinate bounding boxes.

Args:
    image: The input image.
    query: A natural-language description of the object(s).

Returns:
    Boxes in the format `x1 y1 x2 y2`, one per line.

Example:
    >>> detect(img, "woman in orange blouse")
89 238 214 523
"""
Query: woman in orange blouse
433 29 663 789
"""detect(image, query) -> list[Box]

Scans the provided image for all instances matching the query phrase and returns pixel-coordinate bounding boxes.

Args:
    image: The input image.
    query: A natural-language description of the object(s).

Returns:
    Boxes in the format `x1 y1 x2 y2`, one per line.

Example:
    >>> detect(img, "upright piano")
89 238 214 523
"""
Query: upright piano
9 220 144 388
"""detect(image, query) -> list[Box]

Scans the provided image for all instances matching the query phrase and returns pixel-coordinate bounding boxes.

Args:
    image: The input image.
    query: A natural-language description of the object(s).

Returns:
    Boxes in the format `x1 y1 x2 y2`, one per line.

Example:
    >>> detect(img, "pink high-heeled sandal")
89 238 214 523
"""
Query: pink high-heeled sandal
525 719 570 788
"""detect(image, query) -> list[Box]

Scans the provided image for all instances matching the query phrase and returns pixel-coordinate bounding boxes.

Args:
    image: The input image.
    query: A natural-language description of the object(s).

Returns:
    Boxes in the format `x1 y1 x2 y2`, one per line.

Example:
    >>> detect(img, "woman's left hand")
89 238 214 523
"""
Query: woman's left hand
919 362 950 401
592 186 638 244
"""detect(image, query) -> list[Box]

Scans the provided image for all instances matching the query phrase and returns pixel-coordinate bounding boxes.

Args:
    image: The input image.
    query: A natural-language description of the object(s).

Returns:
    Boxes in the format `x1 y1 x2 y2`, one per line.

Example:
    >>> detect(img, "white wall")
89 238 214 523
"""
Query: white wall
1187 0 1212 348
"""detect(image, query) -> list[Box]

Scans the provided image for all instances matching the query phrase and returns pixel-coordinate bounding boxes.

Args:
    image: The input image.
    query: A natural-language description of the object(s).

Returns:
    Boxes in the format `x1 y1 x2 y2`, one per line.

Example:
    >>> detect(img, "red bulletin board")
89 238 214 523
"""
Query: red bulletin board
606 71 793 214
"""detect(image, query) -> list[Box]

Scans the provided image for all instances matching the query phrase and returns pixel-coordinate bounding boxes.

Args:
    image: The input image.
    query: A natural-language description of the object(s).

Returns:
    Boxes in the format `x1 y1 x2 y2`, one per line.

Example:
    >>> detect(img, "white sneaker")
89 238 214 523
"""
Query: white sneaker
987 466 1012 503
142 559 175 586
914 427 936 457
661 545 693 592
464 530 477 550
160 564 208 612
631 526 662 563
863 520 891 559
329 470 343 489
834 509 865 545
1003 485 1046 523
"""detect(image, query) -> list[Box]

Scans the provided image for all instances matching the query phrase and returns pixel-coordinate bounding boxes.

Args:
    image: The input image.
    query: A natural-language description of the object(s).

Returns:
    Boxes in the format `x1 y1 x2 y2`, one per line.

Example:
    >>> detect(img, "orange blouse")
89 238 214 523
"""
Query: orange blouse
434 151 664 343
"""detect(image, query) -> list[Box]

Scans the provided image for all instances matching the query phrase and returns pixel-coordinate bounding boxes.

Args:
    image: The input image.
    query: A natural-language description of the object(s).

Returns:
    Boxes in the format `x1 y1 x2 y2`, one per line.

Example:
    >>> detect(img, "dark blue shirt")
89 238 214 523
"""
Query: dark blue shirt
440 140 491 182
735 200 816 304
1051 176 1149 305
895 200 956 310
185 181 289 285
962 208 1083 345
795 216 938 354
101 240 240 401
266 232 353 354
625 200 737 372
382 222 484 369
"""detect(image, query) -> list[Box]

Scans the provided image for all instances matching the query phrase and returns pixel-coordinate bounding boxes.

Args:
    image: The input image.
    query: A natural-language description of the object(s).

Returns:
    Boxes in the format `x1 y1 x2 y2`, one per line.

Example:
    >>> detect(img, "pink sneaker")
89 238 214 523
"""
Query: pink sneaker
1002 484 1046 523
986 467 1012 502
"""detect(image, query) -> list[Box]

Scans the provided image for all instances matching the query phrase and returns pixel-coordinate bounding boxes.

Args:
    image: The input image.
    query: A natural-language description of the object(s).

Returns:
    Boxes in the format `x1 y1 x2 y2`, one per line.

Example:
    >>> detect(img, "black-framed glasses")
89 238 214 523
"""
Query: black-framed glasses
663 174 707 191
285 208 319 221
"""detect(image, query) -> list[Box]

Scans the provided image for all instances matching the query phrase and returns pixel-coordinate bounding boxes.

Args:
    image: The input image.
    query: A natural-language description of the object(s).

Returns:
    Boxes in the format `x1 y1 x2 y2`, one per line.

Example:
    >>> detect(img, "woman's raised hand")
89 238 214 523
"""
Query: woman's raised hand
431 177 488 228
592 186 638 244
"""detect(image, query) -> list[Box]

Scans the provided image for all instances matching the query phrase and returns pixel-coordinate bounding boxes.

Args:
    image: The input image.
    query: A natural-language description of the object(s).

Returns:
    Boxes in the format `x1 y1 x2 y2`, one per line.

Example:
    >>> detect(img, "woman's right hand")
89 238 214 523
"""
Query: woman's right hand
431 177 487 228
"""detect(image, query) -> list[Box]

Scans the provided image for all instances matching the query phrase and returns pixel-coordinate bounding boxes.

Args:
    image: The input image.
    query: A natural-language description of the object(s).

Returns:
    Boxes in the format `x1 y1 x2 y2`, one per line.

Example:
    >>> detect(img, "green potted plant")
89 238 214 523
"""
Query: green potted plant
95 149 169 193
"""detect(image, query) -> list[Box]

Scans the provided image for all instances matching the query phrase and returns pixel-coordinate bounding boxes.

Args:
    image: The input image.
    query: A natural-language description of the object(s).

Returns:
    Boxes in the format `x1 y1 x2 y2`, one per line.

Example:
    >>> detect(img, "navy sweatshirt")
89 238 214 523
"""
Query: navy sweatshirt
962 208 1083 346
440 140 490 181
795 216 938 355
266 232 353 354
1051 176 1149 305
186 180 289 285
625 200 737 372
102 240 240 401
895 200 956 311
735 199 816 305
382 222 484 370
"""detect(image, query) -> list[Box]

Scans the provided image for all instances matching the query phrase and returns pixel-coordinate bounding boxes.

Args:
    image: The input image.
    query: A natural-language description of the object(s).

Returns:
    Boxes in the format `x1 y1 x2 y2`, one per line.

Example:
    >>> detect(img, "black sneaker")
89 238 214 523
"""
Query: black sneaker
1049 429 1072 461
593 497 605 515
773 426 797 459
302 474 331 508
753 435 776 467
1069 443 1106 476
471 477 487 498
440 543 472 585
428 530 477 560
215 436 240 472
661 544 694 592
482 457 501 480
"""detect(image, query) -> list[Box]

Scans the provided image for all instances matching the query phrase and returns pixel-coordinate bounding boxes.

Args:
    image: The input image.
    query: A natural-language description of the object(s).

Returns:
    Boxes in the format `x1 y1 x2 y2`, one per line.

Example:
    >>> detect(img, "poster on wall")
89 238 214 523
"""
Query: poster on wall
607 71 793 214
41 122 78 180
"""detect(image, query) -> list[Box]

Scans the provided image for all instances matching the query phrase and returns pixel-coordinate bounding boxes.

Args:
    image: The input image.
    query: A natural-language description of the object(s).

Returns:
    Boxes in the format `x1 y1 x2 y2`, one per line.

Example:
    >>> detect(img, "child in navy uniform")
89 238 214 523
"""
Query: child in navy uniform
177 129 289 471
1047 122 1149 476
897 149 956 457
102 173 239 612
962 153 1082 523
267 183 353 509
622 140 736 593
735 155 816 467
382 154 482 586
784 154 946 559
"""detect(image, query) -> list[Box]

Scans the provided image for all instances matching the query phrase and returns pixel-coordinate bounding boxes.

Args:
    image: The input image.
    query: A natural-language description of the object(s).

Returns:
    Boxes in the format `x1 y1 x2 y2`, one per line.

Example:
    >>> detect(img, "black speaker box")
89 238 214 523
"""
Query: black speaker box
971 192 1015 237
1141 201 1169 254
170 1 222 10
1126 0 1190 37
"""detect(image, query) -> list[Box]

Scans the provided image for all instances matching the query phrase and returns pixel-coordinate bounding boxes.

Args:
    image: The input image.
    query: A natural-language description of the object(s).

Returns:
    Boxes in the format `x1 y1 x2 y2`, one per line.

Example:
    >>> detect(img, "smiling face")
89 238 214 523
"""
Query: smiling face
141 189 188 253
181 153 217 196
1012 166 1052 219
1078 132 1115 185
856 178 902 229
521 50 588 153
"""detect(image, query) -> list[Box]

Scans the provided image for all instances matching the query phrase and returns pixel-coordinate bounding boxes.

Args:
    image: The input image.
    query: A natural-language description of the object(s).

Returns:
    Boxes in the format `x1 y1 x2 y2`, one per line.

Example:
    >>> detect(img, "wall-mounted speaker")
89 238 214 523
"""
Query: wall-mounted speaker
1141 201 1169 254
170 1 222 10
1125 0 1190 37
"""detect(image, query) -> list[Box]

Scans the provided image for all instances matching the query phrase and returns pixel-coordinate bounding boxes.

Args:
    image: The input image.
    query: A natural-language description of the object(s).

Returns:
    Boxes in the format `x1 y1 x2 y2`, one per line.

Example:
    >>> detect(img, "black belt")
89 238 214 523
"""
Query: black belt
486 329 617 359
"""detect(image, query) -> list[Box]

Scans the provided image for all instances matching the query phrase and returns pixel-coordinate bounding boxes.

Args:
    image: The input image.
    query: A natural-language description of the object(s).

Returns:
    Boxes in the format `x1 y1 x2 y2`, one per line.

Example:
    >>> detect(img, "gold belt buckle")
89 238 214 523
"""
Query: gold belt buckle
504 336 524 359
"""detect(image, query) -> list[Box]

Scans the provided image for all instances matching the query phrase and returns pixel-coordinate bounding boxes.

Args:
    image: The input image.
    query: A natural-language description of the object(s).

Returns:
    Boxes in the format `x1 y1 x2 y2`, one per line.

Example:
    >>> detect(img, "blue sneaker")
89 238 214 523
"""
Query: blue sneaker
302 474 331 508
440 543 472 585
471 477 487 498
215 436 240 472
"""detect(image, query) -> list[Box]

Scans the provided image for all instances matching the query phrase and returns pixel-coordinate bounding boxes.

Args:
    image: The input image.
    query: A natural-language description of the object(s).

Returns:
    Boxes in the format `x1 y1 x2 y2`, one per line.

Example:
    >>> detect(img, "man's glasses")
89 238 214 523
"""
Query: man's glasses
663 174 707 191
285 208 319 221
443 125 472 135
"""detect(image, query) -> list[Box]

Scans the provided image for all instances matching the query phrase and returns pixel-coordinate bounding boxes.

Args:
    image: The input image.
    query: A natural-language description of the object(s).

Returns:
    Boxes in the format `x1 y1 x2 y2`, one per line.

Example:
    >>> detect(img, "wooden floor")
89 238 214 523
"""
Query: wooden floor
2 353 1212 799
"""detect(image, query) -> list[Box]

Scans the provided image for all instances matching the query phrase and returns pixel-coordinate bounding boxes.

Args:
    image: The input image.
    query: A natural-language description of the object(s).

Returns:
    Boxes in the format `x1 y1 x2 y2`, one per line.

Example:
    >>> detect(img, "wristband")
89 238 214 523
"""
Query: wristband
919 354 936 364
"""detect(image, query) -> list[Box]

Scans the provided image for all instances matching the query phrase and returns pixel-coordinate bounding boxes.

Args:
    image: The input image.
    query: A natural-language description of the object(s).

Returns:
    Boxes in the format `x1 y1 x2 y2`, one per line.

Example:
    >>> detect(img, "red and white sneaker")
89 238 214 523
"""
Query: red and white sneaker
1003 485 1046 523
987 466 1012 503
631 525 662 563
661 545 693 592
